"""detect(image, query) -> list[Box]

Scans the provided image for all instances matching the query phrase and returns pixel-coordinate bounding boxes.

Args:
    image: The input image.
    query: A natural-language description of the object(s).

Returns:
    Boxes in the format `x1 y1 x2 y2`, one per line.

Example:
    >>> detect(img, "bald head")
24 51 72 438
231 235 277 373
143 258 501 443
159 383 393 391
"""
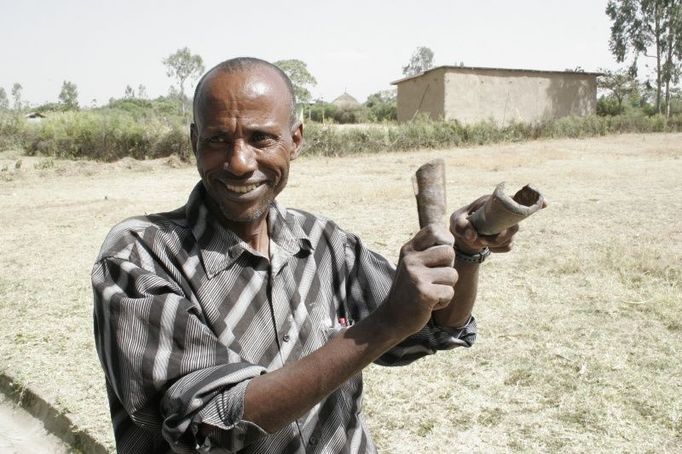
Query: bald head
193 57 297 127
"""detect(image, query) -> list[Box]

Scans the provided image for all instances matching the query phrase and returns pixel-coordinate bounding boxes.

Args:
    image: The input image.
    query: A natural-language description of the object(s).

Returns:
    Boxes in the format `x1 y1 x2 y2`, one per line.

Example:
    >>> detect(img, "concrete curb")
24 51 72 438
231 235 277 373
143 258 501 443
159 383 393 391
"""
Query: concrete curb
0 372 110 453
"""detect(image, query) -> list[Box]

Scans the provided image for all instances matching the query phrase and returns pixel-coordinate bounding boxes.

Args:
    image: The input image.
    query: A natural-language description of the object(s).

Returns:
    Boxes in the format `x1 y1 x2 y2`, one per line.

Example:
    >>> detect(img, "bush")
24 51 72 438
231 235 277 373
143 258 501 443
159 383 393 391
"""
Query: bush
17 111 190 161
334 106 372 124
2 109 681 161
365 90 397 122
302 113 682 157
306 103 338 123
305 102 373 124
597 96 624 116
151 124 192 161
0 113 25 150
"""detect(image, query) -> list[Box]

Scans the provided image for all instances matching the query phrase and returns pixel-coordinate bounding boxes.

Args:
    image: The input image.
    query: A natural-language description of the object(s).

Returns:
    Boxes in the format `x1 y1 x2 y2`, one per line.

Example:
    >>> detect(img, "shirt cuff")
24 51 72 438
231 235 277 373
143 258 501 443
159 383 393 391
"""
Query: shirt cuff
429 315 477 348
194 380 269 451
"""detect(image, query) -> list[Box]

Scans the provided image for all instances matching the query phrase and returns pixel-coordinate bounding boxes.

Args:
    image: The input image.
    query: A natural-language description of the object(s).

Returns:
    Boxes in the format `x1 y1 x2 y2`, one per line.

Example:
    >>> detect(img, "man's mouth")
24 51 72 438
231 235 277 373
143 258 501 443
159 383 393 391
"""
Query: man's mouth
224 182 264 194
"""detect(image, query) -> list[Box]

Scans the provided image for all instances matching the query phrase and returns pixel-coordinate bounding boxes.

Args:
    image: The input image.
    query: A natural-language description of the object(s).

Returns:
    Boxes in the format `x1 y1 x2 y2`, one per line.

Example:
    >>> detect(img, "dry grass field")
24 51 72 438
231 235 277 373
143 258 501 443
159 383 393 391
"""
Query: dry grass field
0 133 680 452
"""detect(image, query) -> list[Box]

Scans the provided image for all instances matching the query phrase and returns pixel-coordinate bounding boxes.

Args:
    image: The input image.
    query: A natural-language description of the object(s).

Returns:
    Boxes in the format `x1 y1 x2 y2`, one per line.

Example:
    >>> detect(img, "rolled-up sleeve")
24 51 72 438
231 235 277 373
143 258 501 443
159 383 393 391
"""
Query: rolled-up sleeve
343 232 477 367
92 257 268 452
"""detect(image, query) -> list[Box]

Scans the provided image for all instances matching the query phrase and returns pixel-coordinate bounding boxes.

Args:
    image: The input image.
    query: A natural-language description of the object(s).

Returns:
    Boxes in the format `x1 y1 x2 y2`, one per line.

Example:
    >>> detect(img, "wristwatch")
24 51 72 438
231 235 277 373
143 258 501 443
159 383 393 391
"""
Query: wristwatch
454 246 491 264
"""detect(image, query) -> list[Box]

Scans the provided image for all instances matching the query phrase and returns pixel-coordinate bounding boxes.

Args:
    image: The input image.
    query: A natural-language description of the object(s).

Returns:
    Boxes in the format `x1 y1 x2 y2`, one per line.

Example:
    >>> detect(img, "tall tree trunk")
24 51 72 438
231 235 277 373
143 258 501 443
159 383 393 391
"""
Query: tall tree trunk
179 80 186 116
664 9 674 119
655 11 662 114
665 60 671 119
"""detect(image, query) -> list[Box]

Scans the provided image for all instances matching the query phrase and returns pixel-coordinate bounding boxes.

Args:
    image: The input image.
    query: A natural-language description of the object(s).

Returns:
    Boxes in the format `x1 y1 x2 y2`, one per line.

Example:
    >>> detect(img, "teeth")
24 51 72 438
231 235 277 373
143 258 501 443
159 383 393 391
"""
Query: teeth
225 183 261 194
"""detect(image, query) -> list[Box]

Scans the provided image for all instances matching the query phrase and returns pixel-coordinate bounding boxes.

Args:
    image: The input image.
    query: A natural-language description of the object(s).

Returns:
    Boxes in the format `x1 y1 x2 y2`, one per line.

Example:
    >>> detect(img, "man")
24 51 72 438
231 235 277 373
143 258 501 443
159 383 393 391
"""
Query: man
93 57 519 453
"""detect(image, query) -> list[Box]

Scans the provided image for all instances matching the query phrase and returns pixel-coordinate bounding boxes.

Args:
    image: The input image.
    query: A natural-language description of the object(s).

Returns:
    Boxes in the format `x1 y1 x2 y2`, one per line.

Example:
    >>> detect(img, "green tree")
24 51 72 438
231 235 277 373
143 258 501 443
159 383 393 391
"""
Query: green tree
124 85 135 99
273 59 317 104
307 101 337 123
606 0 682 115
11 83 22 111
629 79 660 112
669 85 682 113
597 68 638 113
402 47 435 76
163 47 205 114
137 84 147 99
0 88 8 110
364 89 397 121
58 80 79 110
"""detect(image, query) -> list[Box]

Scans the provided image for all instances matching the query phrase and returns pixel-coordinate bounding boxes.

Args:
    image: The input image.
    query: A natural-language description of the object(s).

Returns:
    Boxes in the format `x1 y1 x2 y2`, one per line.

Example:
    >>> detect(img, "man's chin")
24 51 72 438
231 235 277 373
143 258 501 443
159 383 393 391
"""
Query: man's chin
203 184 276 226
217 203 269 225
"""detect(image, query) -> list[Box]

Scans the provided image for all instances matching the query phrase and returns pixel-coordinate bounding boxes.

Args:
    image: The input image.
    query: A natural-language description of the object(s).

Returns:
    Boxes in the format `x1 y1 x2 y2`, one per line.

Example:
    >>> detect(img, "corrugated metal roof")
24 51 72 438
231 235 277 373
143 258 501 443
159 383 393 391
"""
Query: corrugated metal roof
391 65 602 85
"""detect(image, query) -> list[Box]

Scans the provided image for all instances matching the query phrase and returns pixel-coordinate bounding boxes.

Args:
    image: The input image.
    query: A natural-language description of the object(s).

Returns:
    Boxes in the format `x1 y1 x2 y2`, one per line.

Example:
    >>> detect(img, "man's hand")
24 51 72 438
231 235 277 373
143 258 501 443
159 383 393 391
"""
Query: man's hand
450 196 520 254
241 225 459 433
379 225 458 337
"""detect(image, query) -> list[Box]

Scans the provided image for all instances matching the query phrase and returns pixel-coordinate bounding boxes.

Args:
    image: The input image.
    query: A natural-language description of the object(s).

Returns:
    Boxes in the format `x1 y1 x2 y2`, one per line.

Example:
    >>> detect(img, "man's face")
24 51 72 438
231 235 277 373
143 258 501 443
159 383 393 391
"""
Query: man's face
191 67 303 225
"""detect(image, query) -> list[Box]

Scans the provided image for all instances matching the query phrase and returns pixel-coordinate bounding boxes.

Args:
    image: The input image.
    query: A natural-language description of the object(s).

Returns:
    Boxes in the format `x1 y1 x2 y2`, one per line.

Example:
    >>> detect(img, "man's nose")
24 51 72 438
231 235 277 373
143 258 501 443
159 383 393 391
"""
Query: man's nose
224 139 257 176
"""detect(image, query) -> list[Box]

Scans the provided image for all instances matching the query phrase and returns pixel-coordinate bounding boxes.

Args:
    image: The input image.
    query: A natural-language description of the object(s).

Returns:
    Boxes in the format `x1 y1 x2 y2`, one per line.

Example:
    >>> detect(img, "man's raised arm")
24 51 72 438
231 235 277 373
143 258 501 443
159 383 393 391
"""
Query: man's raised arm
239 225 457 433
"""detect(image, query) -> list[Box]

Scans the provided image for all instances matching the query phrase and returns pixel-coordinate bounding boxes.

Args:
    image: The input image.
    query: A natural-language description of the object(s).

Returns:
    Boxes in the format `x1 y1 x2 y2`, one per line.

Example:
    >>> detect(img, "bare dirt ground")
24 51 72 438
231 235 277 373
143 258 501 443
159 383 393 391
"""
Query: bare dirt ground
0 133 680 452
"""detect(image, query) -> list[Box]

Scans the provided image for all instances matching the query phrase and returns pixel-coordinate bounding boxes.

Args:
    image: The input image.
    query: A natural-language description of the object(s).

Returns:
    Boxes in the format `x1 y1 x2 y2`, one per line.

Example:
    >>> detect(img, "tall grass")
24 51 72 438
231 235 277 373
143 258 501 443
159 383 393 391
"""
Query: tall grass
0 114 25 151
1 111 192 161
1 110 681 161
302 113 682 156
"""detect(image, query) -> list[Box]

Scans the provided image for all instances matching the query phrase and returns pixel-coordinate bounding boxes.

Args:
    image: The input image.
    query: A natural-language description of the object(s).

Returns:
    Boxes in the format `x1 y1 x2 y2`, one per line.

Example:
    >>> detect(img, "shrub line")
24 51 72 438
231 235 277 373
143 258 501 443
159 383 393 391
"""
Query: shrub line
2 111 682 161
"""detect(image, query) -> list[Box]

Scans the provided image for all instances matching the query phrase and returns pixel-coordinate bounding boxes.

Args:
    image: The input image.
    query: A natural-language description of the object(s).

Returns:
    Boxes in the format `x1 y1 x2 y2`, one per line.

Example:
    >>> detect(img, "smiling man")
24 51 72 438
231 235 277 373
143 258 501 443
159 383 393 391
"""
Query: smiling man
93 57 518 453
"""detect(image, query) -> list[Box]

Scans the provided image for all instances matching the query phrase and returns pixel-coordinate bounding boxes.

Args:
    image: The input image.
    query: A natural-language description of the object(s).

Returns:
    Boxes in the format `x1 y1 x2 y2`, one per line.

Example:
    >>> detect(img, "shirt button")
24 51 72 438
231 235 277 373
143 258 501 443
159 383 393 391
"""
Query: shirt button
309 435 318 445
282 334 291 342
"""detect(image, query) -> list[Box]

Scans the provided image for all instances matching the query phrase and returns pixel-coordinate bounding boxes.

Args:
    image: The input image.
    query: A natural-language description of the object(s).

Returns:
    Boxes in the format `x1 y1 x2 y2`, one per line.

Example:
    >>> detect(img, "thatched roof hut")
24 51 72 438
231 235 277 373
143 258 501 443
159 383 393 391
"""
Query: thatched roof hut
331 92 360 110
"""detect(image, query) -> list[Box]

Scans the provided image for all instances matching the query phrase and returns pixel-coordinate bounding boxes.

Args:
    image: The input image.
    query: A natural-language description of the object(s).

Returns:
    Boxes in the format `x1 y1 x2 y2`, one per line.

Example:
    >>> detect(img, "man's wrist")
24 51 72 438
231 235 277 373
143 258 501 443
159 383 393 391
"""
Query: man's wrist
454 244 490 264
453 239 483 254
358 305 408 347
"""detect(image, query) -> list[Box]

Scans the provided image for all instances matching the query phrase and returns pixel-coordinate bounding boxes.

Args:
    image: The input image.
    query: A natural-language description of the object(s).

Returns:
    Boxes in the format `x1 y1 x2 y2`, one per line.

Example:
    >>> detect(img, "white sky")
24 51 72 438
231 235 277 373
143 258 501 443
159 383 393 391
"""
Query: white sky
0 0 622 106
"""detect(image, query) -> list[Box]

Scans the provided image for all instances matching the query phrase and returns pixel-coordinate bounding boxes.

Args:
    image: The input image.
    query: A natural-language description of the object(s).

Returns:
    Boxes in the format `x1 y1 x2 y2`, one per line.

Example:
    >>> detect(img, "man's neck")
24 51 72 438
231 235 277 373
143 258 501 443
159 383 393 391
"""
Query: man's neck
205 198 271 257
227 217 270 257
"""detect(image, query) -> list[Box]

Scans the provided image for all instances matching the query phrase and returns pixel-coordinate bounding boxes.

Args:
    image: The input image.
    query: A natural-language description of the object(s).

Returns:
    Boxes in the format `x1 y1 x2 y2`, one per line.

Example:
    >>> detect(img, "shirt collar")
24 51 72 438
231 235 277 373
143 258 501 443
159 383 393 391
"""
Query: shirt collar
185 182 313 279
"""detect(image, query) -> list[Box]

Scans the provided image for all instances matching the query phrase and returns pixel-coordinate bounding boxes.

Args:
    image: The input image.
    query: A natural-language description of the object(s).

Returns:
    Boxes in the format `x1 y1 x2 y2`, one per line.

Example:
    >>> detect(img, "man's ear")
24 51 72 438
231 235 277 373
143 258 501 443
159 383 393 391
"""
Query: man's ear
290 121 304 160
190 123 198 157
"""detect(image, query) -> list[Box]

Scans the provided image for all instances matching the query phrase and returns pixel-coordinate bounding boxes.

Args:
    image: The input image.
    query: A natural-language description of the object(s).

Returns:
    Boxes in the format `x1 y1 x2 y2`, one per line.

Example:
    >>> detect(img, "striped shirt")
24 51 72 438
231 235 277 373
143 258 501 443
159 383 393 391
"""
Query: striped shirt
92 182 476 453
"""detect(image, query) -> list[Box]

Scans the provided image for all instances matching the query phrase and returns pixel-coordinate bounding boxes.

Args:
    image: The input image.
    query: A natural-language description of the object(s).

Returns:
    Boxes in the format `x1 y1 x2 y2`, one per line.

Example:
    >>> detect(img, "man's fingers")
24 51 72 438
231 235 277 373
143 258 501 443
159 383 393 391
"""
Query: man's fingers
433 285 455 309
452 211 477 241
489 239 513 253
478 224 519 250
504 223 520 236
428 266 459 287
452 213 492 252
408 244 455 268
411 224 454 251
422 268 458 309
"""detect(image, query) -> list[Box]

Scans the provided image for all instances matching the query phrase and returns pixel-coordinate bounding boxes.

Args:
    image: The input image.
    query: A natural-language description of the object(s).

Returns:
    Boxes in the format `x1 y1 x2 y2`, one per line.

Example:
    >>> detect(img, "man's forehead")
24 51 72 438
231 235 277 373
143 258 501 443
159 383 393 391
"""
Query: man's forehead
202 67 286 100
196 67 290 119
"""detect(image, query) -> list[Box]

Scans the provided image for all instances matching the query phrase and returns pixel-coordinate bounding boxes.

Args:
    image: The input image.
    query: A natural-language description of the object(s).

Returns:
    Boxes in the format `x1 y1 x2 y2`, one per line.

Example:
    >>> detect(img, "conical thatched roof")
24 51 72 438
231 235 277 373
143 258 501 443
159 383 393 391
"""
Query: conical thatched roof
331 92 360 109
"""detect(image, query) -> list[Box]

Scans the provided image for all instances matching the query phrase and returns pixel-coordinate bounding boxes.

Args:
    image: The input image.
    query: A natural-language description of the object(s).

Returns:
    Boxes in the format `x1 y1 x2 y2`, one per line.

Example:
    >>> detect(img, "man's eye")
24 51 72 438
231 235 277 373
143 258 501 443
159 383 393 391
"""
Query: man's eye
251 132 274 144
206 136 227 144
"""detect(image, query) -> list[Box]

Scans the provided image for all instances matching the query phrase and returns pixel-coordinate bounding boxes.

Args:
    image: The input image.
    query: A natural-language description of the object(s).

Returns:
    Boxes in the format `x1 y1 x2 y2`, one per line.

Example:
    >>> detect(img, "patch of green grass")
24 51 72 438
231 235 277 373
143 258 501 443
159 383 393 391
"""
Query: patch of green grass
477 407 505 427
416 419 435 437
34 158 55 170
